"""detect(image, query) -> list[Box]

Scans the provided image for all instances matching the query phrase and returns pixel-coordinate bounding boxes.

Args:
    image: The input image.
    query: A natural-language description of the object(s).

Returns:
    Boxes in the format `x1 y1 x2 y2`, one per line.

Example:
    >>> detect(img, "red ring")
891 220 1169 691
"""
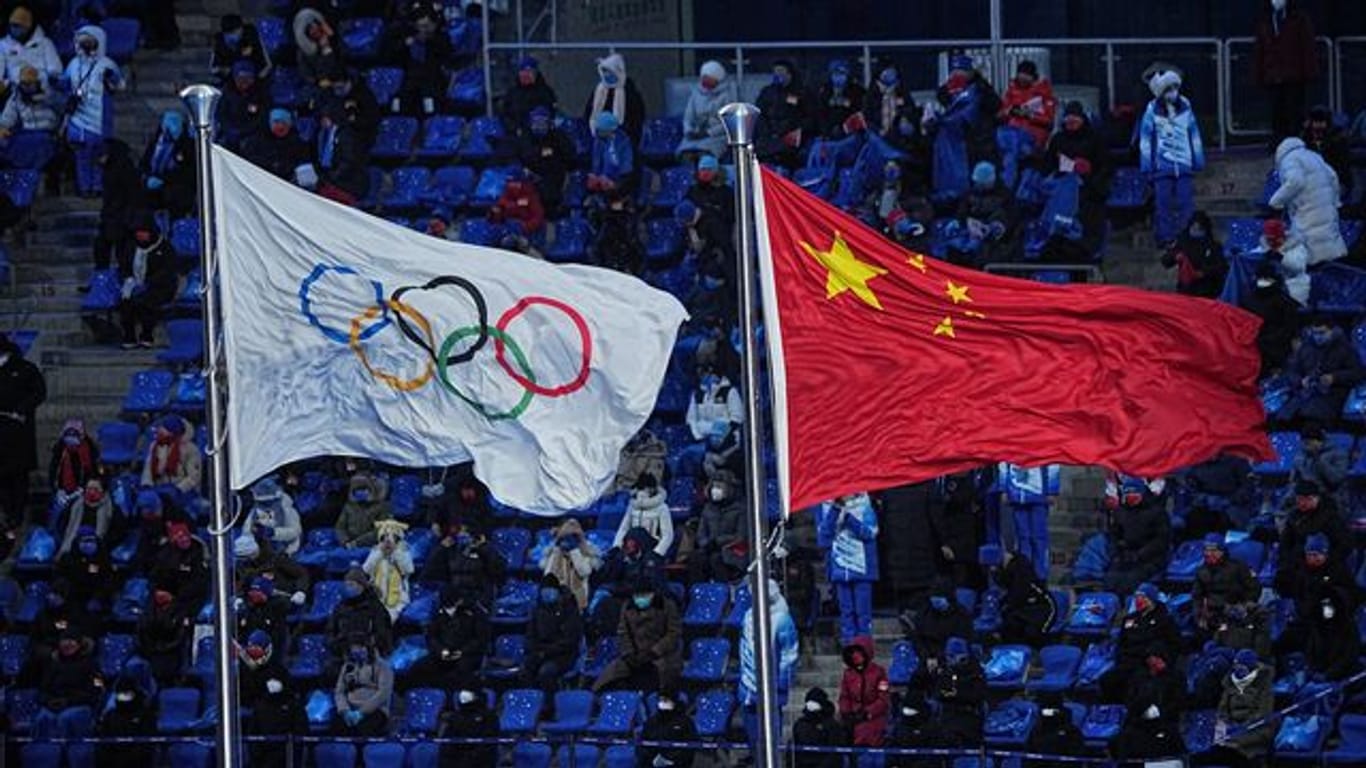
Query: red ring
494 296 592 397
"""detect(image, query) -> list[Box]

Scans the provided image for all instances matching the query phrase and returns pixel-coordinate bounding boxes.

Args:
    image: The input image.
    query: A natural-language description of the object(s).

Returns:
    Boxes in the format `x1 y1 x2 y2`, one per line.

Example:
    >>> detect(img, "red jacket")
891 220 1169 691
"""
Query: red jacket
1253 7 1317 85
837 636 889 746
999 78 1057 149
490 180 546 235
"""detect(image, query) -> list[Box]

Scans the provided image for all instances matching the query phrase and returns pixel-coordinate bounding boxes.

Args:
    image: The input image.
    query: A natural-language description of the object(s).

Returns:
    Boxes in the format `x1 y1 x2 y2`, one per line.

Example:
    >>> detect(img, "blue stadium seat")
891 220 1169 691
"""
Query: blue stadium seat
546 216 593 263
693 688 735 738
156 687 202 733
681 637 730 683
512 742 551 768
974 588 1004 635
122 369 174 413
482 633 527 680
168 371 206 412
490 527 531 571
81 268 121 312
305 690 334 731
269 67 302 108
470 165 515 209
313 742 356 767
15 528 55 572
652 166 693 210
1225 217 1265 256
1228 540 1265 571
726 582 753 631
683 582 729 629
561 117 592 161
556 745 600 768
365 67 404 108
21 743 63 768
1326 713 1366 763
420 165 476 209
390 634 428 676
174 267 203 311
1254 432 1301 476
887 640 919 686
644 218 684 264
416 116 465 160
295 528 340 568
984 644 1032 690
171 218 200 260
257 17 287 60
157 319 204 366
498 688 544 733
588 690 642 735
186 635 216 679
640 117 683 166
542 689 595 734
381 165 431 209
389 474 422 520
0 169 37 208
289 634 328 681
372 117 420 161
362 742 405 768
1066 592 1119 637
339 17 383 60
101 18 140 65
984 699 1038 746
0 633 29 677
1081 703 1125 745
1026 644 1082 693
447 65 485 110
460 117 506 163
302 581 345 624
111 577 148 623
1105 167 1148 210
562 171 588 209
96 421 140 466
97 633 136 679
1275 714 1327 759
579 635 617 680
603 745 636 768
167 742 211 768
407 742 439 768
1166 539 1205 583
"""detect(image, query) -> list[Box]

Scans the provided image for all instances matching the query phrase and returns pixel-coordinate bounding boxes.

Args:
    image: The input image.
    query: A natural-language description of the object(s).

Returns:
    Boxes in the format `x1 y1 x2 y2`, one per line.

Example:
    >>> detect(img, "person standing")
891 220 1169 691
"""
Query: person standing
1253 0 1317 144
1139 67 1204 248
0 332 45 527
818 492 880 644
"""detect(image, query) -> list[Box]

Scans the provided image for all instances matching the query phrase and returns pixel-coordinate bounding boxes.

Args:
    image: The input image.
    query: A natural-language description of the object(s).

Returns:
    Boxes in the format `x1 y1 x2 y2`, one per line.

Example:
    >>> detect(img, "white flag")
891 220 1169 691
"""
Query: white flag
213 146 687 514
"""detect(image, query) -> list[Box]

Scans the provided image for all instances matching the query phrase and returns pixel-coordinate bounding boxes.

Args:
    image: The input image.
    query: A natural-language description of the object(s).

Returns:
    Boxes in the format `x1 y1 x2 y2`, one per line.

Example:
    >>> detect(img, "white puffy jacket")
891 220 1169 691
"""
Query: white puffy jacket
1270 138 1346 267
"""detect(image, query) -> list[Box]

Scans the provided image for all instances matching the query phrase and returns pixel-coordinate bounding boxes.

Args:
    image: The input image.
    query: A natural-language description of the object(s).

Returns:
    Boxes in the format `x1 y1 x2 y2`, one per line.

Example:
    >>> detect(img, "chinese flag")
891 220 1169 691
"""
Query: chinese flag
754 166 1275 511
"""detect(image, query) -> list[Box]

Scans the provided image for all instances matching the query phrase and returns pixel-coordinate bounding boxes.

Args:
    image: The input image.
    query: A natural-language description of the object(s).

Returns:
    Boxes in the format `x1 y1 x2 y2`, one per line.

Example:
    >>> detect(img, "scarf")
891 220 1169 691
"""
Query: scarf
58 441 93 492
152 434 182 479
591 83 627 129
318 124 337 169
374 555 404 609
131 244 148 286
880 85 899 137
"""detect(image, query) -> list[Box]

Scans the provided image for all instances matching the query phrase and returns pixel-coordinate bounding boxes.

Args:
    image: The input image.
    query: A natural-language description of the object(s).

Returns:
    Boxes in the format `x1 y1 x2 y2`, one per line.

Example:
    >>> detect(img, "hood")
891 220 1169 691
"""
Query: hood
841 636 876 667
292 8 328 56
1148 69 1182 100
630 486 668 511
623 525 658 552
61 418 88 440
1276 136 1306 165
348 473 381 501
699 60 727 83
74 24 106 58
598 53 626 82
1184 211 1214 238
554 518 585 538
773 59 801 88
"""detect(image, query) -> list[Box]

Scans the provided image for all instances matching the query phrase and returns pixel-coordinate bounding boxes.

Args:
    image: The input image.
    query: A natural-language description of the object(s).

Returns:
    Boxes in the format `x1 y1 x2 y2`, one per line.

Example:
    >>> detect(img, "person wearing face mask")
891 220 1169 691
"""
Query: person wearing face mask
615 425 667 494
327 567 394 664
488 168 546 237
237 574 291 653
500 55 558 135
236 529 311 602
1282 316 1364 423
998 60 1056 150
589 526 665 639
946 160 1014 267
1269 135 1347 268
242 475 302 555
1161 211 1227 297
515 106 574 213
1111 648 1183 760
1242 260 1300 374
379 7 451 117
33 629 102 738
0 63 57 166
1024 693 1084 764
313 101 371 206
406 584 487 692
1300 105 1352 198
0 337 45 533
116 221 178 350
587 109 636 194
1291 425 1350 503
862 61 917 141
247 672 306 767
62 25 125 197
335 472 392 549
91 138 139 270
141 415 201 496
1138 66 1204 247
793 687 847 766
57 525 114 610
422 471 489 542
332 641 393 736
676 60 735 162
1254 0 1318 144
1294 534 1361 679
686 355 743 444
237 629 290 710
1103 478 1171 595
292 8 342 87
583 53 645 144
1274 480 1350 589
1100 583 1181 702
56 476 110 558
754 59 811 169
1200 650 1274 768
315 69 381 146
523 573 583 697
127 488 168 573
48 418 99 510
138 586 188 684
219 60 268 150
900 580 972 663
994 553 1057 647
814 59 866 139
421 520 505 605
1038 100 1111 263
150 519 208 610
210 14 272 84
1254 216 1313 306
98 678 153 765
819 492 880 644
613 472 673 557
362 519 414 621
139 109 194 216
438 688 497 764
1192 535 1259 636
243 107 312 183
929 638 987 747
681 258 734 329
541 518 601 610
593 580 681 693
691 473 745 582
640 689 699 767
1 7 61 93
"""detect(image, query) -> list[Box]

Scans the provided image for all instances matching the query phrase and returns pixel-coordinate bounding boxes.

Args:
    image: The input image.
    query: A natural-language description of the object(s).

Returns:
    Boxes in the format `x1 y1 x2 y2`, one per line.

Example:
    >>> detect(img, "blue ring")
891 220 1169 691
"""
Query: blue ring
299 264 391 344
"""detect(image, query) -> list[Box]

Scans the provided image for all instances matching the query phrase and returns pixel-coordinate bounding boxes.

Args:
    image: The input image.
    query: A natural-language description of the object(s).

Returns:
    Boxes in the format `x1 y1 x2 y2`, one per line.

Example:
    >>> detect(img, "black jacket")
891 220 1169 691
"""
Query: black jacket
640 707 698 768
244 130 313 183
1277 502 1352 589
875 482 945 592
315 122 371 199
425 598 489 667
792 702 846 768
813 81 866 138
210 26 272 81
0 341 46 476
527 590 582 667
1243 280 1300 371
1044 119 1111 200
139 132 195 209
98 140 143 233
420 539 505 604
501 74 558 134
755 73 812 163
1115 605 1182 675
581 80 646 144
1109 499 1171 580
326 590 393 656
997 555 1057 643
1112 669 1184 759
39 644 101 709
248 689 307 735
1027 707 1085 757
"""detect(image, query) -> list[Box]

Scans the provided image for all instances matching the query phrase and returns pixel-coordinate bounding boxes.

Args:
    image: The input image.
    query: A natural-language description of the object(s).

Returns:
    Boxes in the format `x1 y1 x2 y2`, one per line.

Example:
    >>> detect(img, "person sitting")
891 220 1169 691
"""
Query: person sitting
930 636 985 748
312 102 371 206
1103 479 1170 594
1193 535 1259 634
408 584 487 692
291 8 342 88
1201 649 1274 768
237 573 291 653
640 689 699 768
139 110 194 217
240 476 301 555
515 107 574 214
945 161 1016 268
236 530 310 601
1 6 62 88
438 689 496 764
138 587 189 684
326 567 393 663
33 631 102 738
588 110 634 194
1101 583 1182 702
1281 316 1364 423
98 678 153 765
589 526 665 639
332 640 393 736
995 553 1058 646
813 59 866 139
55 476 110 558
362 519 414 622
1161 211 1226 298
676 60 735 162
754 59 811 169
1300 104 1352 199
1275 480 1351 591
488 169 546 239
686 154 736 252
420 520 505 606
593 580 682 694
862 61 917 140
500 55 557 135
1294 534 1361 679
335 472 391 549
1040 101 1111 262
837 636 890 747
1292 424 1350 501
243 108 311 183
901 580 973 662
885 691 937 767
313 70 382 147
1111 648 1184 760
219 60 268 150
237 629 290 711
691 473 746 583
540 518 601 610
582 53 645 144
523 573 583 696
246 673 305 767
998 60 1056 151
928 54 1002 202
57 526 114 610
210 14 272 83
118 223 178 351
1026 693 1085 761
0 65 57 168
613 472 672 557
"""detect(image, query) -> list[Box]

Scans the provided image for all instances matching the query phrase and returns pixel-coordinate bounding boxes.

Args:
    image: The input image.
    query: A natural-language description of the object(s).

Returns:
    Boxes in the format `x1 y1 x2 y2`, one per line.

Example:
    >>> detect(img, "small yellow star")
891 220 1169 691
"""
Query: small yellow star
800 231 888 310
907 253 927 273
964 310 987 319
933 316 955 338
946 280 973 305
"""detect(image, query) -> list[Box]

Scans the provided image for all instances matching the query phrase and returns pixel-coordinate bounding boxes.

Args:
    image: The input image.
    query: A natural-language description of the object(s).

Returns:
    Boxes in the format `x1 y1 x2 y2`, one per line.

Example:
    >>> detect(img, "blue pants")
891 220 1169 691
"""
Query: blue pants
32 705 94 739
1009 500 1050 581
67 124 105 196
1152 174 1194 246
835 581 873 642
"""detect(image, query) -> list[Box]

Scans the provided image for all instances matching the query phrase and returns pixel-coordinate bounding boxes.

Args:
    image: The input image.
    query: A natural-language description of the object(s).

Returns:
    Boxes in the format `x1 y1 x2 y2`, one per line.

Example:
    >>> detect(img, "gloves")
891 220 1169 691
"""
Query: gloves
146 176 164 190
343 709 363 727
291 591 307 606
1143 705 1161 721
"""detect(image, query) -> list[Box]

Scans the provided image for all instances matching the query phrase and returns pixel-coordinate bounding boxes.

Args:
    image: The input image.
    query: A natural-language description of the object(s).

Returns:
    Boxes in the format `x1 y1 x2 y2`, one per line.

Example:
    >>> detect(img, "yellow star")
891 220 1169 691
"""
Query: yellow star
964 310 987 319
800 231 888 310
933 316 955 338
946 280 973 305
907 253 927 273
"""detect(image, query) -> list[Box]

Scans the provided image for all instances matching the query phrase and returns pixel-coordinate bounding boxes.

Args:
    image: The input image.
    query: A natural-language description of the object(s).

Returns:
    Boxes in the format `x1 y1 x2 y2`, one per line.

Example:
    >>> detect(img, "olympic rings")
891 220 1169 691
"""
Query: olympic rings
436 326 536 421
390 275 489 367
494 296 593 398
349 300 435 392
300 264 390 344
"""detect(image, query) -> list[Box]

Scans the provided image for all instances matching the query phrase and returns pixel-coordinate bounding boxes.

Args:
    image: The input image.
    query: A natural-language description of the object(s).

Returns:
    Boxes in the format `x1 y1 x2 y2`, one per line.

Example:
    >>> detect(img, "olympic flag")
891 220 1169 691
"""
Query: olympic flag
212 146 688 514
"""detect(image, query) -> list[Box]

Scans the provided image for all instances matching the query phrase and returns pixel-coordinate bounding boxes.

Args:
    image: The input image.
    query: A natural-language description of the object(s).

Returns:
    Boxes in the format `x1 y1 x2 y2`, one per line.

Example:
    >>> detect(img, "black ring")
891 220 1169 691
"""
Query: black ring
389 276 489 366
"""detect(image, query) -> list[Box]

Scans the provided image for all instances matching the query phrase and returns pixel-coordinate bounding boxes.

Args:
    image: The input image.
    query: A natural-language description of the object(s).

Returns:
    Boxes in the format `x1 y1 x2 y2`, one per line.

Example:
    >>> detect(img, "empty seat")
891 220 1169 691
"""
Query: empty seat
1027 644 1082 693
1253 432 1301 476
416 116 465 159
96 421 140 466
490 527 532 570
362 742 405 768
312 742 357 767
1165 539 1206 583
156 687 202 733
588 690 642 735
257 17 287 59
682 582 729 628
1325 713 1366 763
381 165 432 208
681 637 730 683
289 634 328 680
371 117 420 160
644 218 684 264
171 217 201 259
511 742 551 768
167 742 211 768
546 216 593 263
541 689 594 734
0 169 39 208
640 117 683 165
96 633 136 679
122 369 175 413
420 165 476 209
0 634 29 677
458 217 505 247
693 688 735 738
651 165 693 209
482 633 527 679
556 745 600 768
984 644 1033 690
984 699 1039 746
81 268 122 312
365 66 404 107
302 582 345 624
403 688 446 734
157 318 204 366
498 688 544 733
459 117 506 162
339 17 383 60
1066 592 1119 636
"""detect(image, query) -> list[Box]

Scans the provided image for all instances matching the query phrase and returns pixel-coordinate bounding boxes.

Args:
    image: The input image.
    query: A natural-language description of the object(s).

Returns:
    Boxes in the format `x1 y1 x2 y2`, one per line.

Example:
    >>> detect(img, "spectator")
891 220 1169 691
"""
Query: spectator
335 472 391 549
63 25 124 197
92 139 138 270
2 7 60 91
314 101 372 206
488 169 546 238
588 110 634 193
236 531 310 604
1101 583 1182 701
246 674 306 768
333 640 393 736
242 475 302 555
143 0 181 50
1027 694 1085 761
946 161 1014 268
48 418 99 506
58 525 114 609
0 332 44 527
524 573 582 696
1301 104 1352 198
862 61 917 140
820 492 879 643
590 526 665 638
244 108 312 183
34 630 101 738
1296 534 1361 679
813 59 865 139
420 520 504 605
938 470 986 589
755 59 810 169
540 518 601 610
1193 535 1259 633
381 7 449 117
931 636 985 747
1270 136 1347 266
362 519 414 622
1254 0 1317 143
1111 649 1184 760
141 415 201 494
238 628 289 710
686 154 736 239
220 61 268 150
98 679 153 765
616 426 667 493
1293 424 1350 500
438 689 496 764
1000 464 1056 582
588 184 642 274
793 687 846 767
996 554 1057 646
139 587 190 683
151 520 208 608
1039 101 1111 262
837 635 889 746
408 584 487 691
501 55 557 134
1259 216 1311 305
682 257 733 329
127 489 169 573
56 476 109 557
999 60 1056 150
1281 317 1364 423
327 566 393 660
292 8 343 87
1161 211 1227 298
1139 67 1204 247
140 110 194 217
929 54 1002 202
115 221 177 351
614 472 673 557
692 472 745 582
593 580 682 693
1205 649 1275 767
876 481 945 607
1104 478 1170 594
739 579 800 742
583 53 645 144
516 106 574 214
686 354 742 442
640 689 699 768
1243 260 1300 374
901 583 972 667
0 64 57 167
677 59 735 162
210 14 272 83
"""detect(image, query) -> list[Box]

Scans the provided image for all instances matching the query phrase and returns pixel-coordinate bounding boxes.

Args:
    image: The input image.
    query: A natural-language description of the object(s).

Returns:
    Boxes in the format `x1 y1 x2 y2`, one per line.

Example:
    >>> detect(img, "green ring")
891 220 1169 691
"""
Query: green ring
437 326 537 421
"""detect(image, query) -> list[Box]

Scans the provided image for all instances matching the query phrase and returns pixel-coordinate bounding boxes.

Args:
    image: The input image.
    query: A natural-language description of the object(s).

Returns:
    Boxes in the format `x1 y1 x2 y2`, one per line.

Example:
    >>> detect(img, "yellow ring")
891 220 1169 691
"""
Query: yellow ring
349 300 435 392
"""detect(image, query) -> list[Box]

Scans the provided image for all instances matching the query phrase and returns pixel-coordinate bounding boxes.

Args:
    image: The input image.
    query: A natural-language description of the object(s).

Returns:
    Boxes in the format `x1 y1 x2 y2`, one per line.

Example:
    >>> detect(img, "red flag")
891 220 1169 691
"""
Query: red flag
754 165 1274 511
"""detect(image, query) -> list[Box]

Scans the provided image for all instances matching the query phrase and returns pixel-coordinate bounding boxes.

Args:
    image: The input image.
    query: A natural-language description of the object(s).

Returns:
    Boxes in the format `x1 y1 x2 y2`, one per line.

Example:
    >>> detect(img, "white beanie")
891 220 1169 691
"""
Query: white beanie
700 60 726 82
1149 70 1182 99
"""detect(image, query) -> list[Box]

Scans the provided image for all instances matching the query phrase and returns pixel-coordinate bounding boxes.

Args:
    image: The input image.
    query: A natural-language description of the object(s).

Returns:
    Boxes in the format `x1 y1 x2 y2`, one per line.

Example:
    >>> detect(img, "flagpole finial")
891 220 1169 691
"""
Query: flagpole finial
180 84 222 130
720 103 761 148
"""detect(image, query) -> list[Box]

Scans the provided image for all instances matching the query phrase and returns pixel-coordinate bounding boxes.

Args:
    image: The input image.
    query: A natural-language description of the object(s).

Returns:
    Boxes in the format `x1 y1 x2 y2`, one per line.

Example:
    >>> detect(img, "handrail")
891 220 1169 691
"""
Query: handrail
1336 36 1366 116
1223 35 1338 137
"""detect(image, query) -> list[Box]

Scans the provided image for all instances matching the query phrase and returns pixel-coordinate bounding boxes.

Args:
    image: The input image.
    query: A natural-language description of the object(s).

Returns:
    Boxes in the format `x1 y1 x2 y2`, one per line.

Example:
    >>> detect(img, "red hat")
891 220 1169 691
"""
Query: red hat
1263 219 1287 242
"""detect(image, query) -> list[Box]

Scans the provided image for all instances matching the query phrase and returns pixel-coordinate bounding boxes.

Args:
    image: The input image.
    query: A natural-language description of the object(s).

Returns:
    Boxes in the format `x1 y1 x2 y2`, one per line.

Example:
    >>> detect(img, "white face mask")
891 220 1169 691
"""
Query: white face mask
458 690 477 706
0 353 10 367
1322 603 1336 620
1256 278 1276 288
709 486 725 502
1164 90 1179 104
804 700 822 713
657 699 675 712
266 679 284 695
901 707 918 717
116 692 135 703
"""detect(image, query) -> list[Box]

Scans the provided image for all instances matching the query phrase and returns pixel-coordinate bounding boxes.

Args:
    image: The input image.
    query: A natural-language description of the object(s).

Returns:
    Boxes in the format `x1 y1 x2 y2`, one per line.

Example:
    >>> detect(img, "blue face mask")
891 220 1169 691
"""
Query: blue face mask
349 648 368 664
78 539 98 557
830 73 848 90
455 533 472 548
879 68 898 87
558 535 580 550
772 70 790 87
351 488 371 503
539 587 560 604
63 434 81 447
9 24 28 41
600 70 619 87
702 276 723 291
1311 329 1333 346
343 582 364 599
930 596 950 611
897 119 916 137
223 31 242 47
701 374 720 390
884 165 900 183
633 594 653 610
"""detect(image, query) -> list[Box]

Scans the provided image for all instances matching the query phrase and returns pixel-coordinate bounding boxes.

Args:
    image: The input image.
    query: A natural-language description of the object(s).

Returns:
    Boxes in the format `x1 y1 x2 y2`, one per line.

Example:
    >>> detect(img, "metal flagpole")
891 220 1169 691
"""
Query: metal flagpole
720 102 782 767
180 84 243 768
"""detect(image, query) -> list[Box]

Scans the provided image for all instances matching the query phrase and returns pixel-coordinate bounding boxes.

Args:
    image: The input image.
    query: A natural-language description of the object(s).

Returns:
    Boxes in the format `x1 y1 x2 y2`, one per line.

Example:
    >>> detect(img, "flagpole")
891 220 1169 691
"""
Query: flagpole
180 84 243 768
720 102 782 767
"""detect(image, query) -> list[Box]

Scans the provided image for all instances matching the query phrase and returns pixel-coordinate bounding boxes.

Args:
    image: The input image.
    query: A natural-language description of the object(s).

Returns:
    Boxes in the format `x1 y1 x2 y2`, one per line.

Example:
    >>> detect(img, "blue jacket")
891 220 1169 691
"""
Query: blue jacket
1000 464 1061 505
590 132 634 186
1139 97 1204 178
739 579 800 706
817 493 879 582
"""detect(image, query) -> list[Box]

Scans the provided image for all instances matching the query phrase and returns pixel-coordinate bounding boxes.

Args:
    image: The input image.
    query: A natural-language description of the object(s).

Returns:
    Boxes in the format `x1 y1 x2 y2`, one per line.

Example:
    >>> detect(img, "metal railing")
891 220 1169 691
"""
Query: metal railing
1223 36 1337 137
1336 36 1366 118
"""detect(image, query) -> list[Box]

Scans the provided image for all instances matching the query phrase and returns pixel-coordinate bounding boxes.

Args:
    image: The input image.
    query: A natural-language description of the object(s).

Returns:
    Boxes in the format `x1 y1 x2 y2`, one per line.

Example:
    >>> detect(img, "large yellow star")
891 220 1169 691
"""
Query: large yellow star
800 231 888 310
946 280 973 305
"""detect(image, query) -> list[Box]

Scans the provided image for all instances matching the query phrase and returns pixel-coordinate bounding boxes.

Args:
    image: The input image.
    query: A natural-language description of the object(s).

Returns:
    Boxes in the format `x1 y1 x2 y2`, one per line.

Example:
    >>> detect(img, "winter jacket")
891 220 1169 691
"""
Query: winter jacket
541 519 602 609
420 537 504 603
905 593 974 661
1162 213 1226 298
150 538 209 606
792 697 846 768
62 26 123 137
997 555 1058 644
292 8 344 84
1293 443 1350 496
326 591 393 657
933 656 987 745
1115 604 1182 676
697 488 744 555
582 54 646 144
1304 568 1362 679
932 74 1002 199
491 178 545 235
677 67 736 159
1027 707 1085 757
1244 280 1300 370
39 642 101 709
315 122 369 199
335 475 391 548
1044 116 1111 202
613 486 673 556
1253 3 1317 86
740 580 800 706
243 129 312 182
1 25 62 85
242 495 303 555
1193 557 1260 617
640 707 699 768
593 527 665 594
755 70 812 162
999 78 1057 148
1270 137 1347 266
1217 663 1275 757
527 589 583 669
56 496 112 558
515 128 575 208
238 545 311 596
140 129 194 205
1277 502 1352 587
686 375 743 440
1286 327 1364 410
875 482 944 592
210 24 273 82
0 82 57 132
615 430 667 492
838 637 889 746
48 424 99 496
334 655 393 716
589 131 634 188
500 73 557 133
1000 464 1059 505
1112 668 1184 758
594 592 682 692
248 688 306 736
363 543 414 622
426 597 488 667
818 494 879 582
1139 96 1204 178
1107 499 1170 585
862 81 917 139
140 421 202 493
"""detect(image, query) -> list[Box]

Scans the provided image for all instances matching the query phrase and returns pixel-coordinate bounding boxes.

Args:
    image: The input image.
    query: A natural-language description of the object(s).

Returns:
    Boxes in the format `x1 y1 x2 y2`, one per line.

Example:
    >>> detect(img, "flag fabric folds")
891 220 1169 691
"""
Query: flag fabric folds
753 163 1274 512
213 146 687 514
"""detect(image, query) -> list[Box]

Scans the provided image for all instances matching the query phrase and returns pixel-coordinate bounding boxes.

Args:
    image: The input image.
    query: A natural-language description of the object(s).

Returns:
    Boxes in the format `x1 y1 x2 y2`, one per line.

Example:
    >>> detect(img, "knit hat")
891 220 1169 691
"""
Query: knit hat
673 200 698 224
157 415 186 436
949 54 975 73
970 161 997 189
828 59 850 75
1134 582 1160 605
1202 533 1225 551
248 576 275 599
268 108 293 127
231 60 256 79
246 629 272 649
1304 533 1330 555
593 111 619 133
697 154 719 172
252 477 283 502
804 687 830 704
1295 479 1322 497
8 7 32 27
517 55 538 71
1148 69 1182 99
528 105 552 124
1233 649 1259 669
1016 60 1039 79
945 636 969 661
233 533 260 559
136 489 162 514
699 60 726 82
